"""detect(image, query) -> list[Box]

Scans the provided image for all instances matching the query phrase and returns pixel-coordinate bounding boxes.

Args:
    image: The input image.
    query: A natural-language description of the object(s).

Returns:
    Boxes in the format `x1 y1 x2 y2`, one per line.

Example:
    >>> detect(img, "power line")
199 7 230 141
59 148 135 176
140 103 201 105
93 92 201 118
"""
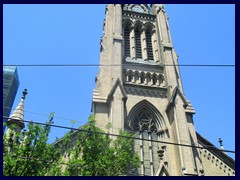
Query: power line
3 64 235 67
4 102 236 150
2 107 213 146
3 106 87 125
3 116 235 154
3 106 199 145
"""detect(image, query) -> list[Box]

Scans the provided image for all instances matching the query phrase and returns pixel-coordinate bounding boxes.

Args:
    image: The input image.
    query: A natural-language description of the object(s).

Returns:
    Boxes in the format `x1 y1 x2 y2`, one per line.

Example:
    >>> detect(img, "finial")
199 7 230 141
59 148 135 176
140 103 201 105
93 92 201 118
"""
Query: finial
218 138 224 150
22 89 28 99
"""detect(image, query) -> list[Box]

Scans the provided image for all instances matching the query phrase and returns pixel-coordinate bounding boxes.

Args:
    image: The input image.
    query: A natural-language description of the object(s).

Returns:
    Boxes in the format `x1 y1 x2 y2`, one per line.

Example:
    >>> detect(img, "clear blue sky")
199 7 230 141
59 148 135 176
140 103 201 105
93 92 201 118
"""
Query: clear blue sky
3 4 235 159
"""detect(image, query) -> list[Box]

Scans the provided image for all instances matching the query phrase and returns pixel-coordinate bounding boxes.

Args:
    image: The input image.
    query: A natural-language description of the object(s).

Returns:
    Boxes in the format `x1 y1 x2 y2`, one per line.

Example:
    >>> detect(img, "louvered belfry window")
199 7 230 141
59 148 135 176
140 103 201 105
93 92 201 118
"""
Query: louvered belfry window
135 29 142 59
124 28 130 58
146 30 153 60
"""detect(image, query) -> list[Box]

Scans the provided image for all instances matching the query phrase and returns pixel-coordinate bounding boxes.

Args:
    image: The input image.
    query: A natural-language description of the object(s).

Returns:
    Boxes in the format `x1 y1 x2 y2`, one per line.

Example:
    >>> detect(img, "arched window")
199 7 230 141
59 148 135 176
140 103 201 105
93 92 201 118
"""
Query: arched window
135 28 142 59
140 73 145 84
124 27 131 58
127 100 168 176
152 76 157 85
128 75 133 82
146 29 153 60
127 71 133 82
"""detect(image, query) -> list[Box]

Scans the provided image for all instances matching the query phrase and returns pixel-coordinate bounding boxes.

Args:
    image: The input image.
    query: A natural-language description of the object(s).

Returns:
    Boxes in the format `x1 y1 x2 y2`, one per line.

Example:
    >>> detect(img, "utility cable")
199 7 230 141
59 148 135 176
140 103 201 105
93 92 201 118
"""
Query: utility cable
3 116 235 154
3 64 235 67
3 108 181 144
3 107 235 149
3 108 233 148
3 106 87 125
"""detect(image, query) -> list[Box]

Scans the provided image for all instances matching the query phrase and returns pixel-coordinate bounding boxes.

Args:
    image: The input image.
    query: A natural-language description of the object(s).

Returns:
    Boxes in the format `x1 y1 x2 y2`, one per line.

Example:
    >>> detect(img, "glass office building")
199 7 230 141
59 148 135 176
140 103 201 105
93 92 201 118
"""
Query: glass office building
3 66 20 132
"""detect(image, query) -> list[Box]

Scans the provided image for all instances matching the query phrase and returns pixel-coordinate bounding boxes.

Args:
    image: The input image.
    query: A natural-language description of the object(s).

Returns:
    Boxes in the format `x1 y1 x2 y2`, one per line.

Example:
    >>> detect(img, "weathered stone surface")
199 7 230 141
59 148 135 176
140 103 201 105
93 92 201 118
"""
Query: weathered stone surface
92 4 235 176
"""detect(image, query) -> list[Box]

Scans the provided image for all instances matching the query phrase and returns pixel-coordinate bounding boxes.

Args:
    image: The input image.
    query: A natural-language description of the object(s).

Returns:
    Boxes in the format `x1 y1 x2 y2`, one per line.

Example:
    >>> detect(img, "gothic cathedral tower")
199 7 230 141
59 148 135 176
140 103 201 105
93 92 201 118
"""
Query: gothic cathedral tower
92 4 202 176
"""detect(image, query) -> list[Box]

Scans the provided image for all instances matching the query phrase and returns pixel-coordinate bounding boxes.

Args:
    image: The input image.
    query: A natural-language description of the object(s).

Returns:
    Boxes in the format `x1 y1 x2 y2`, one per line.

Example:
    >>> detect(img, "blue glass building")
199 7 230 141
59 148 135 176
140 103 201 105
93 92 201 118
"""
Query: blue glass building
3 66 20 132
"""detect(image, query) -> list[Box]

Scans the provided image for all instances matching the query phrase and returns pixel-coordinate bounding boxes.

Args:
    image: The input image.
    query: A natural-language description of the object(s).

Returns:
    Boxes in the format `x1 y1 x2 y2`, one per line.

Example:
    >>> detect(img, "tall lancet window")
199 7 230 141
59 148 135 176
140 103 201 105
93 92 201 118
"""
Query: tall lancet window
135 28 142 59
135 111 157 176
146 29 153 60
128 100 168 176
124 27 131 58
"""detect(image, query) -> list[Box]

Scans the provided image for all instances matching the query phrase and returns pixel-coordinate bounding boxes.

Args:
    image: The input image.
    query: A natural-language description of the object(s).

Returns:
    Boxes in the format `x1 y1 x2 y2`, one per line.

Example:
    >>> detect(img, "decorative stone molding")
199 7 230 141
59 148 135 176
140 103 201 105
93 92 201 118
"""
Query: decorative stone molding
123 4 154 15
123 69 165 88
124 84 167 98
201 147 235 176
123 12 156 23
123 13 155 25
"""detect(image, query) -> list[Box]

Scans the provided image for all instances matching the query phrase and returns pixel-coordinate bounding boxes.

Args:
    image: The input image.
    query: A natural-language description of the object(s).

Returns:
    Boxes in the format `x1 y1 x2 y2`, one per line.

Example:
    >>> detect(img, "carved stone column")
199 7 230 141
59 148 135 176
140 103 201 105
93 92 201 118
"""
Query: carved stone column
130 26 136 60
114 4 122 36
152 29 160 62
141 28 148 61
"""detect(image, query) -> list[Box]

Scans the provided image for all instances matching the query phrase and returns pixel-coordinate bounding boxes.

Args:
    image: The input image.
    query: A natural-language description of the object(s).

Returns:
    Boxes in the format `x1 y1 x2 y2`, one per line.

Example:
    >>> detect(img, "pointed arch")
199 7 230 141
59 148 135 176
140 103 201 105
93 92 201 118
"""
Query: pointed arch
127 100 166 131
122 19 133 29
144 22 155 32
152 73 158 85
127 100 168 176
133 20 144 31
127 70 133 82
145 72 151 85
139 72 145 84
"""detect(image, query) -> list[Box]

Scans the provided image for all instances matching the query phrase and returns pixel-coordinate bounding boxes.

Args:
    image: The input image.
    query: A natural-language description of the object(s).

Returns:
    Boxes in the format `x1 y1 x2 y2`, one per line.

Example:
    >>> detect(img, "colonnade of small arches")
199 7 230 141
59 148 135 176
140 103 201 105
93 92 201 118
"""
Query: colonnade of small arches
124 69 164 87
123 19 160 62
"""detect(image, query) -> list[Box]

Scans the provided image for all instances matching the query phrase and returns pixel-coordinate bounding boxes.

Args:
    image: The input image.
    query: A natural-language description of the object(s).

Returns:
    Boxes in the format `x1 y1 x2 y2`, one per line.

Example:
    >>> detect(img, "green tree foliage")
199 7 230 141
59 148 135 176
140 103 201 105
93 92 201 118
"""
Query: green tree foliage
3 122 59 176
50 114 140 176
3 115 140 176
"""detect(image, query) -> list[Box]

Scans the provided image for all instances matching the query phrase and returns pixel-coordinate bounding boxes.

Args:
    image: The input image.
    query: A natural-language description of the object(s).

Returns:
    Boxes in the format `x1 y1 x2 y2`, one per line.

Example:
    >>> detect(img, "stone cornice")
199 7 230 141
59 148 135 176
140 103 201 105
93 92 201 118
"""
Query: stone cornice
124 58 164 69
122 11 156 23
124 83 167 98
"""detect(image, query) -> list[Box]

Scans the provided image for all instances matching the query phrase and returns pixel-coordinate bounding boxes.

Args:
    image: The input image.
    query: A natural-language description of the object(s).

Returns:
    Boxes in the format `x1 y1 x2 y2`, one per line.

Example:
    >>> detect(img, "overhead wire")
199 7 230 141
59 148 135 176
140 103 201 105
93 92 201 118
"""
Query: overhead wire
3 106 88 125
3 116 235 154
2 109 223 147
3 105 235 148
3 64 235 67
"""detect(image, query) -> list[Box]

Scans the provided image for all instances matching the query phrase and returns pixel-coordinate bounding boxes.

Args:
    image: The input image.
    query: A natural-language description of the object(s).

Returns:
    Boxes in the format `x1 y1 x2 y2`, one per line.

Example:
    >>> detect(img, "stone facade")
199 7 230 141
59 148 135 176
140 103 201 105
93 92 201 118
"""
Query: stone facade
197 133 235 176
92 4 235 176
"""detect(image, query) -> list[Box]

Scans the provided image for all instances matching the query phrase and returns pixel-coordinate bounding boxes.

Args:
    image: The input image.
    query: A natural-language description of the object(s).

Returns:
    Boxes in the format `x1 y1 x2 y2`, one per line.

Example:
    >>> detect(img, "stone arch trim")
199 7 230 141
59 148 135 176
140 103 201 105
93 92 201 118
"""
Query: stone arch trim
127 100 166 131
134 20 144 30
145 22 155 32
122 19 133 29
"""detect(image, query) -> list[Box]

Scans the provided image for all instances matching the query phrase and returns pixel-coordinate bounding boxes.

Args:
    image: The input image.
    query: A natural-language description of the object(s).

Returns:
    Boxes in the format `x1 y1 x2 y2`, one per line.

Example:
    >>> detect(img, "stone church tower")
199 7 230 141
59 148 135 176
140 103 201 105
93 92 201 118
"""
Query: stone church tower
92 4 234 176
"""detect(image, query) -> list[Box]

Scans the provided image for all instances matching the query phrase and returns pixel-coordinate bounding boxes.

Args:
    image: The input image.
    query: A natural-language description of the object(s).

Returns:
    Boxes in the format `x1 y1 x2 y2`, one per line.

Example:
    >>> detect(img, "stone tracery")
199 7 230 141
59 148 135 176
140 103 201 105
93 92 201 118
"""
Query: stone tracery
127 100 168 176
